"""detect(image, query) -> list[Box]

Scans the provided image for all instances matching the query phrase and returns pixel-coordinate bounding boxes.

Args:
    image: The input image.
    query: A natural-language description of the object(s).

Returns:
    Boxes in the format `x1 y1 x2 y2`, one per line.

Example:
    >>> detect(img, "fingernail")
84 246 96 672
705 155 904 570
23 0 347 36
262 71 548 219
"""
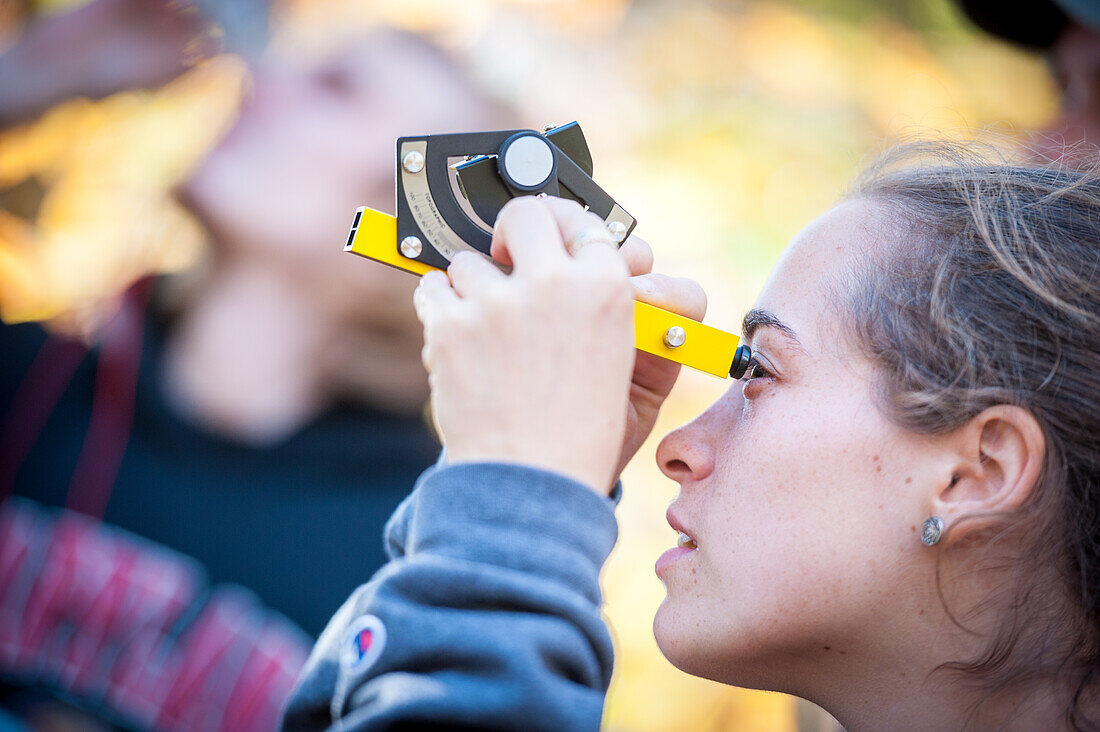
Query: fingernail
632 277 655 296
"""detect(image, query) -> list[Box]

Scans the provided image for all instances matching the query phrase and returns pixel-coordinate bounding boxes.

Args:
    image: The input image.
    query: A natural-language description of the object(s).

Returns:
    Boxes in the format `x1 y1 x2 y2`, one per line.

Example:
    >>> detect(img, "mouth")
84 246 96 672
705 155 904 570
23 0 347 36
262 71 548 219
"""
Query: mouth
656 506 698 576
666 506 697 548
676 531 698 550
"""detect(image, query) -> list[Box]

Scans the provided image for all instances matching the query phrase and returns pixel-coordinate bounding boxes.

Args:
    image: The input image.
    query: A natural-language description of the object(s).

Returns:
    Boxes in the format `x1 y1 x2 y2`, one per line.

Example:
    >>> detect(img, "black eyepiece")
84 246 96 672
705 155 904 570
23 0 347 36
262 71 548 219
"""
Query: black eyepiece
729 345 752 379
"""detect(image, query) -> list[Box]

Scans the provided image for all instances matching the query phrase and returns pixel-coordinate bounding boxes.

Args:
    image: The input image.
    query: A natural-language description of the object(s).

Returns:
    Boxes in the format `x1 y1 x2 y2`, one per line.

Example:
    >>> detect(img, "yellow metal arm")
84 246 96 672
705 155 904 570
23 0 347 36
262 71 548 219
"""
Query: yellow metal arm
345 207 740 378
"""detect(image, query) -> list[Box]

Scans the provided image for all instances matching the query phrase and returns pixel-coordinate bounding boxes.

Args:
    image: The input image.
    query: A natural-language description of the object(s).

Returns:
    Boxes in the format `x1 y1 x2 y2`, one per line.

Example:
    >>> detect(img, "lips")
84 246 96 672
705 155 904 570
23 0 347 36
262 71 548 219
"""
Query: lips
666 506 697 548
656 506 698 576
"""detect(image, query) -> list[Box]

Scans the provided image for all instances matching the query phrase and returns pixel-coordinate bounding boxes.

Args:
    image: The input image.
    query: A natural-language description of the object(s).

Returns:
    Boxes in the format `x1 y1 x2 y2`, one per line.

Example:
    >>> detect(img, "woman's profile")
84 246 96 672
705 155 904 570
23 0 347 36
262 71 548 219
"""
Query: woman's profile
282 141 1100 731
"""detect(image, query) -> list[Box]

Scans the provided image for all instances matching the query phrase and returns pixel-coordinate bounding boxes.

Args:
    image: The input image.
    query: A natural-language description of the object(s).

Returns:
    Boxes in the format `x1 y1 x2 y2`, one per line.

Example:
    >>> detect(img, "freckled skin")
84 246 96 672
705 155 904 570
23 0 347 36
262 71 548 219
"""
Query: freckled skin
653 200 947 695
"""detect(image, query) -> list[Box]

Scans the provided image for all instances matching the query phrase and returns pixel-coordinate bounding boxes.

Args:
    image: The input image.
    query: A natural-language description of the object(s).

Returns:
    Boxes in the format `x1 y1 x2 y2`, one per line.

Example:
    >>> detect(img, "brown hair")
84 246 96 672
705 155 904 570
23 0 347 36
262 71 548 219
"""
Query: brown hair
848 141 1100 729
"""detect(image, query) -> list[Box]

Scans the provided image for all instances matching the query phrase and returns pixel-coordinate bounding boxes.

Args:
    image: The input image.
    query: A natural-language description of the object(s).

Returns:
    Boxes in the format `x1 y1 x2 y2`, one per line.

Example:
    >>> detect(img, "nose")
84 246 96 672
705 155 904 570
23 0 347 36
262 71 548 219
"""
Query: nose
245 62 307 115
657 385 743 485
657 413 717 485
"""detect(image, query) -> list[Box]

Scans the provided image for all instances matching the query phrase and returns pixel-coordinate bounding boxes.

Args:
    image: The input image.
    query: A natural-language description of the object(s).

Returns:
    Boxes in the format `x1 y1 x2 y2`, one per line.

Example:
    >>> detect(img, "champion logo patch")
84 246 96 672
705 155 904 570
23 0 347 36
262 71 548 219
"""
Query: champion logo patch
341 614 387 672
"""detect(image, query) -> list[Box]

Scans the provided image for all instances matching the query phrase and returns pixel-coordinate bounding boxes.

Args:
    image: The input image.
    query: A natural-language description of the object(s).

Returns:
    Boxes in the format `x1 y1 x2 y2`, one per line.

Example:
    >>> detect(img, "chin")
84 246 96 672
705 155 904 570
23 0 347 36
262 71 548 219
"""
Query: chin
174 157 221 225
654 597 784 691
652 599 708 677
176 156 275 247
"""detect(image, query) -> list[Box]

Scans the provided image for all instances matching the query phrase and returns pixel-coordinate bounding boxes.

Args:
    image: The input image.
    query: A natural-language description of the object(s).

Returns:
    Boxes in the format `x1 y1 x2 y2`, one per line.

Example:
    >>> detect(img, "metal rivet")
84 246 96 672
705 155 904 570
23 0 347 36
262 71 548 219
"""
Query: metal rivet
400 236 423 258
607 220 628 243
402 151 425 174
664 326 687 348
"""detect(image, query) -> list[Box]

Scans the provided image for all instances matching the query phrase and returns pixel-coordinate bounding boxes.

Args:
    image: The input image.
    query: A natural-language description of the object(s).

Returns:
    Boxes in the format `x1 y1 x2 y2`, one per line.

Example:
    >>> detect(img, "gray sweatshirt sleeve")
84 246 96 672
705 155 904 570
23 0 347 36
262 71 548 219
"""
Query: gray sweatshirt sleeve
280 461 619 732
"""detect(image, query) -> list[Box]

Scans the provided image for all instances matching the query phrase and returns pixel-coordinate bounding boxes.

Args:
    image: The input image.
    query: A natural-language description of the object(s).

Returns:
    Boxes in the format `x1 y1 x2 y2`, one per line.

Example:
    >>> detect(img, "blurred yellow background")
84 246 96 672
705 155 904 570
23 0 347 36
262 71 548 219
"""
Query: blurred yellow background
0 0 1057 729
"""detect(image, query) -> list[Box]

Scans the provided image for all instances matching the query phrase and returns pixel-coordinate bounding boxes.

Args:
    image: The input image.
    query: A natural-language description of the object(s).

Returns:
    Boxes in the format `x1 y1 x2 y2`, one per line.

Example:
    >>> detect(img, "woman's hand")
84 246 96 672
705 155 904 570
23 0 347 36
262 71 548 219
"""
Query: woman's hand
414 196 705 494
542 199 708 485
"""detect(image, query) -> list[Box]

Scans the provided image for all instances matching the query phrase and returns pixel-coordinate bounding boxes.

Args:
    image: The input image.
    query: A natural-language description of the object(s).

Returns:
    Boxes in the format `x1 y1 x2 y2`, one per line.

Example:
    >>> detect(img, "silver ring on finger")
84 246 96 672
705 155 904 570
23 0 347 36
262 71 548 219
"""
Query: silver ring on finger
569 224 617 253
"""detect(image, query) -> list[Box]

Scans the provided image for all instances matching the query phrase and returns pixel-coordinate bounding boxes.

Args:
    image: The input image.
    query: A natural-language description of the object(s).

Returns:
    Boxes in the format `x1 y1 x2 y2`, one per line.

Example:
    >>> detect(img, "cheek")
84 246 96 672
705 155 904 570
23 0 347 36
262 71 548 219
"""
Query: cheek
195 133 379 254
656 380 918 675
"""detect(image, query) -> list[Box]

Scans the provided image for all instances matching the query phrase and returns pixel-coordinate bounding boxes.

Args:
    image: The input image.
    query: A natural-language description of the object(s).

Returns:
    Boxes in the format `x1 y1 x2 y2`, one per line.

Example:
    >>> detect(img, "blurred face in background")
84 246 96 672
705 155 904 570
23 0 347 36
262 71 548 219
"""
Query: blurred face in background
177 29 506 405
653 200 940 691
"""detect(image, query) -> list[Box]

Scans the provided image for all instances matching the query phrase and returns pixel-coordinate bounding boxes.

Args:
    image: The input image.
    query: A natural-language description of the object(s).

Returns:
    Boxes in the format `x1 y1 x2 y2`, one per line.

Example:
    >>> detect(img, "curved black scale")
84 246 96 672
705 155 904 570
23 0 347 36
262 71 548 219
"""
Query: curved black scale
396 123 634 268
396 130 516 266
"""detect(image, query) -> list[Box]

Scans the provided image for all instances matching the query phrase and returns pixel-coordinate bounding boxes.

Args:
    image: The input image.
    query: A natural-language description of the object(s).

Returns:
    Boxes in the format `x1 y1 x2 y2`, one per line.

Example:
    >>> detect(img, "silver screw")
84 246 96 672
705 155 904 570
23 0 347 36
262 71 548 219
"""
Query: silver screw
607 220 628 243
664 326 687 349
402 151 425 174
400 236 423 258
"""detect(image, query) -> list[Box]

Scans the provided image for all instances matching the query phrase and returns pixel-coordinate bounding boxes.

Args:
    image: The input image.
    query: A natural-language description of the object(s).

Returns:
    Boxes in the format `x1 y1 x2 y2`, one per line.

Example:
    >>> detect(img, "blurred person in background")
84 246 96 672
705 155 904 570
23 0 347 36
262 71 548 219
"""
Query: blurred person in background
0 12 508 730
956 0 1100 161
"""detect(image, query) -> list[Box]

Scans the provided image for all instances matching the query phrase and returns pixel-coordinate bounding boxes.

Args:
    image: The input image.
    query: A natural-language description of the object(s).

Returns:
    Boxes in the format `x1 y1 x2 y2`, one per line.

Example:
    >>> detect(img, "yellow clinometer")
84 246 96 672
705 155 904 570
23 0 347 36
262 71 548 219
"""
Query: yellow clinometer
345 206 748 379
345 124 750 379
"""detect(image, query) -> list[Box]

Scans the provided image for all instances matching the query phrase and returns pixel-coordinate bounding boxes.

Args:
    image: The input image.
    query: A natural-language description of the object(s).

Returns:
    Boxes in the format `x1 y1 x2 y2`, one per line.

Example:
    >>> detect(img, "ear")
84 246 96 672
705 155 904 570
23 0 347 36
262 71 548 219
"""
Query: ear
931 405 1047 544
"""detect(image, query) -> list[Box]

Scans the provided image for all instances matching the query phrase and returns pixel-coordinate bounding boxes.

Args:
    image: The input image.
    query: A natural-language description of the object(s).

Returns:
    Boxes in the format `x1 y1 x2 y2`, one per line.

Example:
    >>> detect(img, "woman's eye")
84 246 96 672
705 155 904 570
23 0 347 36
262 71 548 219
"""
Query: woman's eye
316 67 354 96
742 357 773 381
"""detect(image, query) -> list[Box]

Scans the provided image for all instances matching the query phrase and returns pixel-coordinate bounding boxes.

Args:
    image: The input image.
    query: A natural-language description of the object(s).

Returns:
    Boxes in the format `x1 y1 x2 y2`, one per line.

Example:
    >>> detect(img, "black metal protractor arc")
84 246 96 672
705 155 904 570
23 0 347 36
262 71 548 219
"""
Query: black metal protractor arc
394 122 635 270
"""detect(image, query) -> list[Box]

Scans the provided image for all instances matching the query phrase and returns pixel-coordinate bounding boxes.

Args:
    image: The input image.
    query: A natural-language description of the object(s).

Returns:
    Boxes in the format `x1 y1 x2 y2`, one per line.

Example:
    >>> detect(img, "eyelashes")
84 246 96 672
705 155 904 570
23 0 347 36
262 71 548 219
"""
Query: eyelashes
740 355 774 382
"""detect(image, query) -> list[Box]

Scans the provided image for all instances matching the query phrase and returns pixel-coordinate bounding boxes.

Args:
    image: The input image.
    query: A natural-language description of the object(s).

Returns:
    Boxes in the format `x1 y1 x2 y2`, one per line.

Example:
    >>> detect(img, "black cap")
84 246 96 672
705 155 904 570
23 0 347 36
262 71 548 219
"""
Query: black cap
956 0 1096 49
729 345 752 380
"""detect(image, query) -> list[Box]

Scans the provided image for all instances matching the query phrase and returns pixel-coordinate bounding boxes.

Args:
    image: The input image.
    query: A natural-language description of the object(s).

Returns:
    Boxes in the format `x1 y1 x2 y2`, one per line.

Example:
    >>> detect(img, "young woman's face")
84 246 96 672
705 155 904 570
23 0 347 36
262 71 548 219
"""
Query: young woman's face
653 199 942 689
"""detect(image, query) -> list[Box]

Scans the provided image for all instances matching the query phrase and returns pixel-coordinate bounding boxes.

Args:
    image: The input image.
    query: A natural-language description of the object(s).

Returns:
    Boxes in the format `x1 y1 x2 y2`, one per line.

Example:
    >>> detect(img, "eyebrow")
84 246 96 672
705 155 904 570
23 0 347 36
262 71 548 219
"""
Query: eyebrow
741 308 804 350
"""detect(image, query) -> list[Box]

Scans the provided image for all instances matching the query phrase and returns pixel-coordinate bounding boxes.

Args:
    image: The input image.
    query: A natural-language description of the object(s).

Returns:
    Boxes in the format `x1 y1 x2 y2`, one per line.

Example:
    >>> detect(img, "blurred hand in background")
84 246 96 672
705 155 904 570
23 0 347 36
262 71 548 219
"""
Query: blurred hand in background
0 0 222 126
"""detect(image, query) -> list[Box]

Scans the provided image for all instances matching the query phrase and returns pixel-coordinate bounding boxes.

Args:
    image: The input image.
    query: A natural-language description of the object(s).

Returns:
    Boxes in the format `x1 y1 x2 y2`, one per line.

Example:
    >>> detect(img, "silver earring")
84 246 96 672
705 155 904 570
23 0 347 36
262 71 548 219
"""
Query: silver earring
920 516 944 546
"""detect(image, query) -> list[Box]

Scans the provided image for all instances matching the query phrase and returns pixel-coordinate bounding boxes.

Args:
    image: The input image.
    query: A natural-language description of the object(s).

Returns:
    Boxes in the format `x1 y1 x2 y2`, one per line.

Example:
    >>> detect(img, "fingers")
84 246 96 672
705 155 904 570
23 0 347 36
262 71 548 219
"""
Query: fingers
448 251 504 298
488 196 651 281
543 197 652 275
572 235 630 279
619 235 654 277
489 197 568 274
413 270 460 329
630 273 707 322
542 197 616 257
